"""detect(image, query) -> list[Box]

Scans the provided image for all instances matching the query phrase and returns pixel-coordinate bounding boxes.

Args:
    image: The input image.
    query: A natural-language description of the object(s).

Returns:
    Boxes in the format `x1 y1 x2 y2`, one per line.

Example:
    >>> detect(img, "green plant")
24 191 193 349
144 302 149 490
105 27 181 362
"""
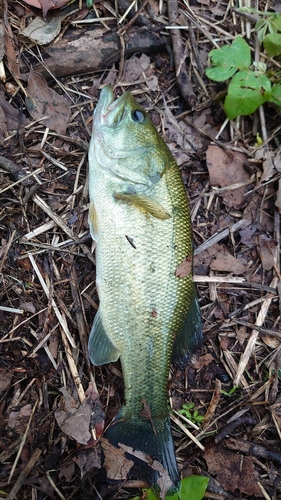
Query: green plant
205 10 281 119
178 403 204 425
131 475 209 500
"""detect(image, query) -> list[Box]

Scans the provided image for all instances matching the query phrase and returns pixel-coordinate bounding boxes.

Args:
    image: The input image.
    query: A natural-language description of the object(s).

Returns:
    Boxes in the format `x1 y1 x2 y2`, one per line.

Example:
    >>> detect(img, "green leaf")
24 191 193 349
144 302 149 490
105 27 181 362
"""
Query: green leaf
178 476 209 500
224 70 272 119
270 14 281 32
269 84 281 106
145 489 161 500
206 37 251 82
263 33 281 56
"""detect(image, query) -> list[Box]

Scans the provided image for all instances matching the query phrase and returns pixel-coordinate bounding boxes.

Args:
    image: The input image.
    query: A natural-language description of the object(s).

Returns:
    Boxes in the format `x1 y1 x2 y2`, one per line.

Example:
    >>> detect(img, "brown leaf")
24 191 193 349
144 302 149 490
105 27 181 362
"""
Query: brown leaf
258 234 277 271
192 353 214 370
176 255 192 278
276 178 281 213
26 72 71 135
55 388 91 445
206 145 252 208
0 371 12 395
119 443 173 499
210 247 246 275
73 447 102 475
22 0 69 17
204 443 260 495
101 438 134 481
0 89 29 132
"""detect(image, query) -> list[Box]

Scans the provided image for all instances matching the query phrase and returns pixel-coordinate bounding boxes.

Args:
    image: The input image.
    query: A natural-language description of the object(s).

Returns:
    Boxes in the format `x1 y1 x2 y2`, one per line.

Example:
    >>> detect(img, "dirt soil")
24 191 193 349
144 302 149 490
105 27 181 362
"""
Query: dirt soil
0 0 281 499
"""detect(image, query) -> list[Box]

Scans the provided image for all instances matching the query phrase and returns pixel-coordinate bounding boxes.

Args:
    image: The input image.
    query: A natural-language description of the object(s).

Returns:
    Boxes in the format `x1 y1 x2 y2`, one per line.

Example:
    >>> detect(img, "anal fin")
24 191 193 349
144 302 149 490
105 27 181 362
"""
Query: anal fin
172 285 202 369
88 310 120 366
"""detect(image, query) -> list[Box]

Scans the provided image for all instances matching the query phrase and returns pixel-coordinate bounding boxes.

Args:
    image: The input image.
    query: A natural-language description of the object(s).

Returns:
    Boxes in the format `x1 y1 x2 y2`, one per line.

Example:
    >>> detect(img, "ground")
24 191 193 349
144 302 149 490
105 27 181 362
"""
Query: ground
0 1 281 499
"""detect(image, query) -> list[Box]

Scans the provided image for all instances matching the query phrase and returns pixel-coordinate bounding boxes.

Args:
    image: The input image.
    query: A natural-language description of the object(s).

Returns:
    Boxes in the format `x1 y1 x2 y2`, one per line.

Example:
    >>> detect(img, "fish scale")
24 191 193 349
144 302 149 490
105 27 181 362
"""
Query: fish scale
88 86 202 492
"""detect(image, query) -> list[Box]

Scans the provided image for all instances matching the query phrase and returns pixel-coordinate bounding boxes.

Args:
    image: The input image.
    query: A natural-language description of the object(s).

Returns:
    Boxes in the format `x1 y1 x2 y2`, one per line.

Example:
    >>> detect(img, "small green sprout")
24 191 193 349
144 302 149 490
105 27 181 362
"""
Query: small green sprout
178 403 204 425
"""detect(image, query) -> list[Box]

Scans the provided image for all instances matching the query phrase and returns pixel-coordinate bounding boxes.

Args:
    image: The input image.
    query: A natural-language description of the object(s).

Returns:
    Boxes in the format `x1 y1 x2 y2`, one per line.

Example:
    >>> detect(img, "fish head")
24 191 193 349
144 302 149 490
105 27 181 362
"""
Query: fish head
90 86 173 188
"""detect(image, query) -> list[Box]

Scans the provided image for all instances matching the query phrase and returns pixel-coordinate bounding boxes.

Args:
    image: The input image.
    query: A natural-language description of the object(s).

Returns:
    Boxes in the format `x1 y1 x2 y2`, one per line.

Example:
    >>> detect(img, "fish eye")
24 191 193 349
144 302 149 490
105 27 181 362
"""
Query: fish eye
132 109 145 122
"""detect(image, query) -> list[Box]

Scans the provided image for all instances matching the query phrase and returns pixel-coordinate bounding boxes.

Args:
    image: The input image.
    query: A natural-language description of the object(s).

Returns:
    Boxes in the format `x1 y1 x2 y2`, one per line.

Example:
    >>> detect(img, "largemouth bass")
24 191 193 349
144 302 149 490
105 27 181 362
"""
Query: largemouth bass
88 85 202 492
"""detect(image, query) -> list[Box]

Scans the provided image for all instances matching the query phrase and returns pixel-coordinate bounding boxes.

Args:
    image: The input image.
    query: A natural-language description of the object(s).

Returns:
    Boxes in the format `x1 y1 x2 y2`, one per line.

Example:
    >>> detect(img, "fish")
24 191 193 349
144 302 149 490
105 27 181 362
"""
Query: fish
88 85 202 493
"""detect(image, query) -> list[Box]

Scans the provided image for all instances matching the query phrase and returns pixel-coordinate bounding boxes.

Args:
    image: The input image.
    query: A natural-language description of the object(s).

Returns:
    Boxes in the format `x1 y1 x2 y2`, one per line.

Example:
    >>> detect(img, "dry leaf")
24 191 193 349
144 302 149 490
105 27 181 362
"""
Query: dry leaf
262 335 280 349
275 178 281 213
123 54 150 82
261 152 276 183
55 388 91 445
0 371 12 394
21 14 67 45
176 255 192 278
0 89 29 132
0 105 6 145
72 447 101 476
101 438 134 481
210 247 246 275
26 72 71 135
22 0 69 17
192 353 214 369
204 443 260 495
119 443 173 499
258 234 277 271
206 145 252 208
8 404 32 432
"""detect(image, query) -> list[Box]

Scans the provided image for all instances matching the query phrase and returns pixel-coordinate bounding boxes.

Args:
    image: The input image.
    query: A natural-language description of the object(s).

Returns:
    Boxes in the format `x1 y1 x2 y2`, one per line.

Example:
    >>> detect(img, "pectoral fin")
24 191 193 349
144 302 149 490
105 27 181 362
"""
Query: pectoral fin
88 202 99 240
114 192 171 220
172 285 202 369
88 310 120 366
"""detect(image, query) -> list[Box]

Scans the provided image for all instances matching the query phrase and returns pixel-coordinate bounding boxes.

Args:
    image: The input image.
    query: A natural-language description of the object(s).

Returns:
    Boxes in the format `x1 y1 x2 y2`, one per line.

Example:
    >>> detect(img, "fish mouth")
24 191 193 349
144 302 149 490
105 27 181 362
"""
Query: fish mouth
94 86 129 127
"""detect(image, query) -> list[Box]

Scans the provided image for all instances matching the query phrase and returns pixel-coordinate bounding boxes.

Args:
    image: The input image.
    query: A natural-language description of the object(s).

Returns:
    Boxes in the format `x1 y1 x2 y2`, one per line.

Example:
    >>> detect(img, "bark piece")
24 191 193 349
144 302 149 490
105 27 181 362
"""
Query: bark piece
21 26 165 79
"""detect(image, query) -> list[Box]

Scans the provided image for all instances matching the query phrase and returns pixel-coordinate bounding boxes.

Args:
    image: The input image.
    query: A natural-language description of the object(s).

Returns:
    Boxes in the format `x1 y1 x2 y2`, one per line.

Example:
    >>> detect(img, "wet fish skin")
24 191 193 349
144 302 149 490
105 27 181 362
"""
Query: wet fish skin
88 85 202 491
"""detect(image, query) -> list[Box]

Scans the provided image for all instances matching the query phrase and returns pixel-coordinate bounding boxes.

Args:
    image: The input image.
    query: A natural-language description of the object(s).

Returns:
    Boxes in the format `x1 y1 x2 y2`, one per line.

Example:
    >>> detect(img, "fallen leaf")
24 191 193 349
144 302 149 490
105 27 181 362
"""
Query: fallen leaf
59 462 75 482
192 353 214 370
8 404 32 432
119 443 173 499
72 447 102 476
262 335 280 349
261 151 276 183
204 443 260 495
258 234 277 271
124 54 150 82
21 14 67 45
239 223 260 246
0 89 29 132
176 255 192 278
22 0 69 17
276 178 281 213
0 371 12 395
0 105 7 144
206 145 252 208
103 65 117 87
101 438 134 481
26 72 71 135
4 19 22 81
55 388 91 445
210 247 246 275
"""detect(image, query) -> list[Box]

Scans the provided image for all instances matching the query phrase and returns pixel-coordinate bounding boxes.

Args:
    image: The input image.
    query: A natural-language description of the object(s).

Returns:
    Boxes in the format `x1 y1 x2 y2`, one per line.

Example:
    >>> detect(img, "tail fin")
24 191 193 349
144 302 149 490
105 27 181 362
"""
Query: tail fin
104 412 179 493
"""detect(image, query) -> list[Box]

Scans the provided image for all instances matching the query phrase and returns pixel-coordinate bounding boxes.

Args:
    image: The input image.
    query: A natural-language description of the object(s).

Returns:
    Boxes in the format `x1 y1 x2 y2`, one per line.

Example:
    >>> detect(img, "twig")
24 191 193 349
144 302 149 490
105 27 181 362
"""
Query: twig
194 218 251 255
28 254 76 349
6 448 42 500
170 413 205 450
8 401 38 484
167 0 196 107
234 277 279 386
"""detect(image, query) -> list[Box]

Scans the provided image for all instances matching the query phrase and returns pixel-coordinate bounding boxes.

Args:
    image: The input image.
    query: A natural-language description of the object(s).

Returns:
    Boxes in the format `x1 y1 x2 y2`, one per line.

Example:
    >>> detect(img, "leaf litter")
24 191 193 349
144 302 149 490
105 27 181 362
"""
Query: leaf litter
0 0 280 499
